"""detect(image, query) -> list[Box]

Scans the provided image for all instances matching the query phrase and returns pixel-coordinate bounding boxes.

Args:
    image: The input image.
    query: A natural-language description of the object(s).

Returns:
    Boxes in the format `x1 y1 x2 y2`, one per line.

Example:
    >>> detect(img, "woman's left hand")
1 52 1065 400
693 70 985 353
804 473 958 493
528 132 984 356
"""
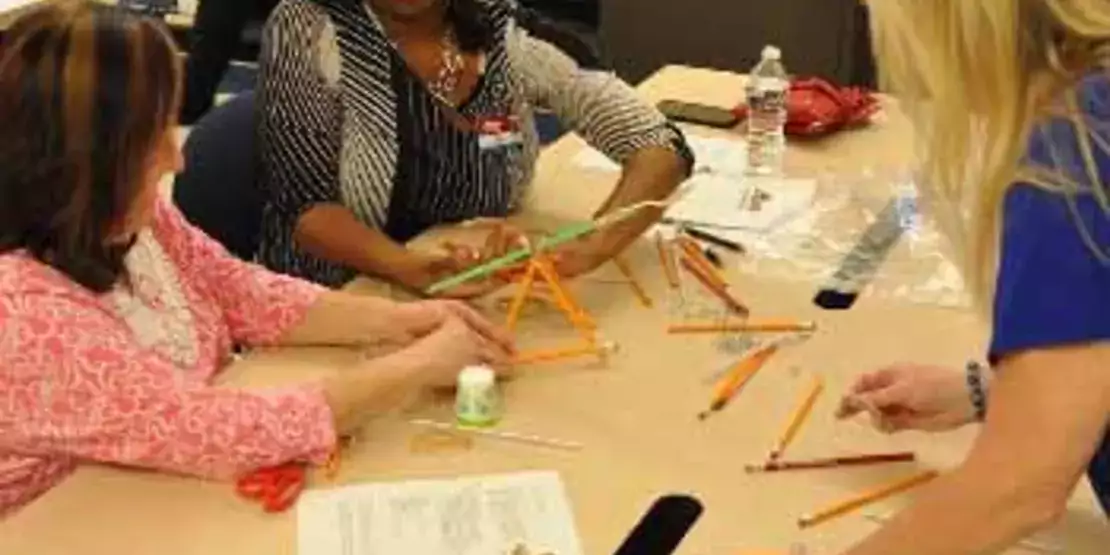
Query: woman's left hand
394 300 514 352
549 235 613 278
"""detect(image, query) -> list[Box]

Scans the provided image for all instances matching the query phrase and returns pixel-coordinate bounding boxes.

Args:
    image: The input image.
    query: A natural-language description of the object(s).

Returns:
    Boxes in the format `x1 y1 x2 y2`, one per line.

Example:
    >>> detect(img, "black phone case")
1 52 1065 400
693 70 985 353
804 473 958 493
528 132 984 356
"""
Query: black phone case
612 494 704 555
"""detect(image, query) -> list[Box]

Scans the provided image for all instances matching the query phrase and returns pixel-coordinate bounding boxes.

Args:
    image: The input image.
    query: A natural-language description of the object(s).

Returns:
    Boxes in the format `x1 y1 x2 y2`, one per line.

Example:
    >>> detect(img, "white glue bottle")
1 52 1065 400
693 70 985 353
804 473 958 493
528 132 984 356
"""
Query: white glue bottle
746 45 789 176
455 365 503 428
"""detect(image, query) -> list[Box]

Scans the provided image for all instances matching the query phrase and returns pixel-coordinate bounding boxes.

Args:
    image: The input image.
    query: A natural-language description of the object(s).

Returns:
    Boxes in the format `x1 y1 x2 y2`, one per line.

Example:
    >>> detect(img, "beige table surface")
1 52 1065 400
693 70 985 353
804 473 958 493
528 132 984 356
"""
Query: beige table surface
2 66 1108 555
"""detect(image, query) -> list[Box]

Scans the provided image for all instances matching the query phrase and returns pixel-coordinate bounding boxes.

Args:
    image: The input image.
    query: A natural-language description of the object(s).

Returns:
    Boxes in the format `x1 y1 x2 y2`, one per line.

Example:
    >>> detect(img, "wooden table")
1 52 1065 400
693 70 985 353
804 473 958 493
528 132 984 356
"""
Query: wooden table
1 66 1107 555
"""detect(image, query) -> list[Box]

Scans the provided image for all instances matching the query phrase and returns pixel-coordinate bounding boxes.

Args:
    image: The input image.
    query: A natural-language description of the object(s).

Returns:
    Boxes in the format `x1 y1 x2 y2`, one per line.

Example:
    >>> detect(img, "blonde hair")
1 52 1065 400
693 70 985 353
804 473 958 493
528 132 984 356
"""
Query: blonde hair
868 0 1110 305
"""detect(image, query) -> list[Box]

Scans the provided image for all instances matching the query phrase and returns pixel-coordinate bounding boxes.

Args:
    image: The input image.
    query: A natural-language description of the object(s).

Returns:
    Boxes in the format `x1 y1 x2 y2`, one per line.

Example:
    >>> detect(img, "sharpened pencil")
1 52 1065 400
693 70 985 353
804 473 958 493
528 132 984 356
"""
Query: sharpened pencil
770 376 825 460
613 255 653 308
744 452 916 473
798 471 939 529
655 232 680 289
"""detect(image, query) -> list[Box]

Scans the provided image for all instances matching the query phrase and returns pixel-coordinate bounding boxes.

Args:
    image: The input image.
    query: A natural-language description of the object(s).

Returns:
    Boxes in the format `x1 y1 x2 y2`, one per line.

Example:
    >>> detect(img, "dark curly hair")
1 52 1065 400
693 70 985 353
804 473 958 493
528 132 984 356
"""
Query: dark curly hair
0 0 182 292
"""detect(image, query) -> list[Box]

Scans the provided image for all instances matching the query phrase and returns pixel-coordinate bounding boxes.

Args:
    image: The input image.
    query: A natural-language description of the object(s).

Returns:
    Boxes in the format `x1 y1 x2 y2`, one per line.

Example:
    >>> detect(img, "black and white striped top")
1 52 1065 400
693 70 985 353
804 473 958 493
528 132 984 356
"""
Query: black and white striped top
256 0 690 288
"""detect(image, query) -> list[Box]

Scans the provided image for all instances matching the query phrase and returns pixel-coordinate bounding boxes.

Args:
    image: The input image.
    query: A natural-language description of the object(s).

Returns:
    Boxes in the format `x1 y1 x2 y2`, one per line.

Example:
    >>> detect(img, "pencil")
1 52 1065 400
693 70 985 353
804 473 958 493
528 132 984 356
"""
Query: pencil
505 262 539 331
532 258 597 336
676 236 727 287
613 255 653 308
770 376 825 460
698 342 779 420
513 343 611 365
744 452 916 473
408 419 583 451
679 257 749 315
798 470 939 529
655 232 680 289
667 320 818 334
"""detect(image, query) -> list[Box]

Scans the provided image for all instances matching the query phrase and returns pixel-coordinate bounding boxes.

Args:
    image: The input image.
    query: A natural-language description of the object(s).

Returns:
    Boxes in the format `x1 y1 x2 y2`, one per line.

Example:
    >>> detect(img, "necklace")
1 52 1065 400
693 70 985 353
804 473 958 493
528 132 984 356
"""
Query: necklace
428 29 465 106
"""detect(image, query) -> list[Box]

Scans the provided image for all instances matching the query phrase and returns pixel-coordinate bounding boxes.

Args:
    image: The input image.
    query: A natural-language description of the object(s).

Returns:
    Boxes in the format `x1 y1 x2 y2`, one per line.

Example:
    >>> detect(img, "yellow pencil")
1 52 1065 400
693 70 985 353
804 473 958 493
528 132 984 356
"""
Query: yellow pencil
655 232 680 289
613 255 654 308
513 343 611 365
770 376 825 460
798 470 939 529
532 258 597 337
667 321 818 334
505 262 539 331
676 236 727 286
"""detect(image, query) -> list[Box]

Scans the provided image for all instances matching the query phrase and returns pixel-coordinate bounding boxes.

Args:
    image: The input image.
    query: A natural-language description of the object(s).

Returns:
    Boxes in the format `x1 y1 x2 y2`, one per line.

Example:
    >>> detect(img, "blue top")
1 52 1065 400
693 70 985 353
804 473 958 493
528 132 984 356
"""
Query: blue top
988 74 1110 515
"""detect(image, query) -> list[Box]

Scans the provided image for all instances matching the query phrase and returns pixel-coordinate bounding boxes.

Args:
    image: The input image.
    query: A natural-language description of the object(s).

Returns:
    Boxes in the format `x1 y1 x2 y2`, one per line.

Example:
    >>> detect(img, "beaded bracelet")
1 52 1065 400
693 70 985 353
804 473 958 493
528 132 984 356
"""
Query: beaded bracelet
966 361 989 421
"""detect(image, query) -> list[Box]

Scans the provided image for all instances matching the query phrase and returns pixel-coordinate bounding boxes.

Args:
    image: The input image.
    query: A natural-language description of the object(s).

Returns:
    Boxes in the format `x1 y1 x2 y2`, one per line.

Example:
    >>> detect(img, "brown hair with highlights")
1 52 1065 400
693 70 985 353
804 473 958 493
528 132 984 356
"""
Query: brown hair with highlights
0 0 182 292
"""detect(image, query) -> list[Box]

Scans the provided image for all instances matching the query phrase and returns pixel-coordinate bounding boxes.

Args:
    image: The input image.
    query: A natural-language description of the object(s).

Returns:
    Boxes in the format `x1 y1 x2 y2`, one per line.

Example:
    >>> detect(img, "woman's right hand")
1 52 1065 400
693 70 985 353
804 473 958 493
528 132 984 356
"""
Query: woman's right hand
836 363 978 433
402 314 514 387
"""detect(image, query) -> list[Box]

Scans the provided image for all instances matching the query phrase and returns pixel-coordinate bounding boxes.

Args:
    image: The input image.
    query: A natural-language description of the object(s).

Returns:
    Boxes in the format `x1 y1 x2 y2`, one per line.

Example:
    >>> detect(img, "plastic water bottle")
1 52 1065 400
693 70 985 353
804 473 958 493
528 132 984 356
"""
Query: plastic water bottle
746 45 789 176
894 178 921 234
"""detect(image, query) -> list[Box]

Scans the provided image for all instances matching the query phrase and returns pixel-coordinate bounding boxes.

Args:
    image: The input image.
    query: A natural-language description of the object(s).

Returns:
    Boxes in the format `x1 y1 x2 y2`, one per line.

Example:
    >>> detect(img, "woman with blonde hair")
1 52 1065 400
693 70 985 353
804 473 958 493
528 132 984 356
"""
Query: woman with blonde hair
834 1 1110 553
0 0 512 516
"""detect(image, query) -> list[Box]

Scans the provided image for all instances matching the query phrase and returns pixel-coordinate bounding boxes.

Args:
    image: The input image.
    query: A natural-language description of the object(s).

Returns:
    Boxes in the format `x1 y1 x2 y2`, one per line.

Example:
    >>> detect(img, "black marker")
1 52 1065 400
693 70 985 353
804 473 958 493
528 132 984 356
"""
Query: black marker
613 495 704 555
683 227 745 254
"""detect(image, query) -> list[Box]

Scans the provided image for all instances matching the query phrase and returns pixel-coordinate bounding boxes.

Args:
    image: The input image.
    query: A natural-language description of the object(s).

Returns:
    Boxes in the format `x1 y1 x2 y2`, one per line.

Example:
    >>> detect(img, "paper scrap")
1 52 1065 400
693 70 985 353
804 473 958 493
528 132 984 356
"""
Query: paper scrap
665 174 817 232
297 471 583 555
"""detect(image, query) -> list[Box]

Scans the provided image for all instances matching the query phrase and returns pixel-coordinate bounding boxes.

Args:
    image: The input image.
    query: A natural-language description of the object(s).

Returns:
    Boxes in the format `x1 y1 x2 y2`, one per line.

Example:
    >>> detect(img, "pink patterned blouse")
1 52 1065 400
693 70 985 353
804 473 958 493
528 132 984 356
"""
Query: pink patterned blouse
0 199 337 516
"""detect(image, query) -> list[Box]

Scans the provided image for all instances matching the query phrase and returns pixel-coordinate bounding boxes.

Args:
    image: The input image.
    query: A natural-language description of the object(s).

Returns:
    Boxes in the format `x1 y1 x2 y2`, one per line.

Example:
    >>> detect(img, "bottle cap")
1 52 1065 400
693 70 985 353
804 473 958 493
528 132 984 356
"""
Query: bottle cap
458 365 496 387
762 45 782 61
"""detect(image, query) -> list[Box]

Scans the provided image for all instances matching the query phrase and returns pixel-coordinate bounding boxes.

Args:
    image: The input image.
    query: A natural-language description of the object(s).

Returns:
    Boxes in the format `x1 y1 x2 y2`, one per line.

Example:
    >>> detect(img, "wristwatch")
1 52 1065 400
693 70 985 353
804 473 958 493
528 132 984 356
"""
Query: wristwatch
966 361 990 421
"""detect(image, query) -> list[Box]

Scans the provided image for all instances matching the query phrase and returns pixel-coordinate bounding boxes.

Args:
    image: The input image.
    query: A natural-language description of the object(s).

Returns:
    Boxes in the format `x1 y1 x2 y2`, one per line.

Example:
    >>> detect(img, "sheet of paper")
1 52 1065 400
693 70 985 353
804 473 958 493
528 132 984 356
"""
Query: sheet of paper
297 471 584 555
666 174 817 232
574 135 748 177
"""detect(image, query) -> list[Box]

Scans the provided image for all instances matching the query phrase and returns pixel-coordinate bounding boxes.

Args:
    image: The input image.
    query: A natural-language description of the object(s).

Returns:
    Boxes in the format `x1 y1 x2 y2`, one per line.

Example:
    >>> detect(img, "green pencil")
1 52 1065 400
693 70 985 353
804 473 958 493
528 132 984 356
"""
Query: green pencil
425 220 598 294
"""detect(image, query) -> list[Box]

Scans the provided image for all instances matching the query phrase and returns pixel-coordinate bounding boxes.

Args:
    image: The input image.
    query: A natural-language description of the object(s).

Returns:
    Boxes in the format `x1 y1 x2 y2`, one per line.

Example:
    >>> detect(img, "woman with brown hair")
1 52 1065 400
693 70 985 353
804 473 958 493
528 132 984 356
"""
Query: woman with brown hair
0 0 512 516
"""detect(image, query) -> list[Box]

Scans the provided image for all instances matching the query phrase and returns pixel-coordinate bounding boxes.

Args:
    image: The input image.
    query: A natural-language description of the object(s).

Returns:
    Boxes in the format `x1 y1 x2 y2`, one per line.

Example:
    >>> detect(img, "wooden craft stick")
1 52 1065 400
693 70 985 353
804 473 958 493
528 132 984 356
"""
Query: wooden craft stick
745 452 916 473
798 470 939 529
676 236 727 288
699 342 779 419
770 376 825 460
612 255 653 308
667 320 818 334
679 257 749 315
505 262 539 331
655 232 680 289
513 342 615 365
408 419 583 451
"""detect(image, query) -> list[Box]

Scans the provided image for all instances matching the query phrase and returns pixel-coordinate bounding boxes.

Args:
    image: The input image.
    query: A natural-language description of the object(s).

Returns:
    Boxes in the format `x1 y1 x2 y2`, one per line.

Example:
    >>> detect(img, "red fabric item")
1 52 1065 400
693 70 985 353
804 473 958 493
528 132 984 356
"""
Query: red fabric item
735 78 880 138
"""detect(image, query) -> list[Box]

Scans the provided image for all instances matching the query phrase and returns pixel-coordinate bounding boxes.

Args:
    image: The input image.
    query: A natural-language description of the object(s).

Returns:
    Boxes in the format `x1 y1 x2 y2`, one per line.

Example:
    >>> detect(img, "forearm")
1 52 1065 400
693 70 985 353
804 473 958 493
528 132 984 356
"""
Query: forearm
321 350 427 434
294 204 430 288
591 146 686 252
843 465 1058 555
281 290 410 348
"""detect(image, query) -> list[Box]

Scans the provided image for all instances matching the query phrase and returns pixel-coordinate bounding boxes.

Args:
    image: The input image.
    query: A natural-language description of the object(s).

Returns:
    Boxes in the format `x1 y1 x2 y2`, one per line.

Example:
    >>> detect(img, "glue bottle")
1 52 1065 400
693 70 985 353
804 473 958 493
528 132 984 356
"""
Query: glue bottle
455 365 503 428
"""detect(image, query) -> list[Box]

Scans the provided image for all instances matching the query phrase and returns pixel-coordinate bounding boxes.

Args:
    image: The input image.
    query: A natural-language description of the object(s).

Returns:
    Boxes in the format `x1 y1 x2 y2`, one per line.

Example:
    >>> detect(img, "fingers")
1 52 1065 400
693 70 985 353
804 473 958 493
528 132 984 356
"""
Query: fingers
445 301 516 355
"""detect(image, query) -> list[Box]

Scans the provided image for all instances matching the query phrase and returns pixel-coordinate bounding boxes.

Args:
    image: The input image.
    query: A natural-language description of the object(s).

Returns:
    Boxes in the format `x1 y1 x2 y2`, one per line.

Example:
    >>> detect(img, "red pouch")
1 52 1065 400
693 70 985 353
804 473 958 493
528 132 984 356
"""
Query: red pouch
735 78 880 138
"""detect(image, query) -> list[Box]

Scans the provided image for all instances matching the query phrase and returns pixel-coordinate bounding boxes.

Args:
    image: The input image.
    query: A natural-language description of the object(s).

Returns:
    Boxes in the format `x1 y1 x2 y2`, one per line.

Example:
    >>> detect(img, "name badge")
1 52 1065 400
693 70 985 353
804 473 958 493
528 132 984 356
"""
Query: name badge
475 115 523 151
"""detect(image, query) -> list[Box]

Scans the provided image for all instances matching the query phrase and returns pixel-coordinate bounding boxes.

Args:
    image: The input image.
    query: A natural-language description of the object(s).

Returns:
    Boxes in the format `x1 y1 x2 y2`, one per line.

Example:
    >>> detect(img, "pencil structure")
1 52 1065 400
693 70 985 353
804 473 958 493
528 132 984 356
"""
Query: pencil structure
408 419 583 451
679 257 749 315
613 255 654 308
505 262 539 331
655 232 680 289
513 343 614 365
770 376 825 460
744 452 916 473
698 342 779 420
667 320 818 334
532 258 597 337
797 470 939 529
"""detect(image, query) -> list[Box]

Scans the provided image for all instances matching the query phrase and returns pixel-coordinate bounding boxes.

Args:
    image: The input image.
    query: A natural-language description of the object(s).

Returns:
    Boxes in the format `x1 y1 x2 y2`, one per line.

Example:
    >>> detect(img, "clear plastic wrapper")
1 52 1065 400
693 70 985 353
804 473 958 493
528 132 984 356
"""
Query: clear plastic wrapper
728 168 970 308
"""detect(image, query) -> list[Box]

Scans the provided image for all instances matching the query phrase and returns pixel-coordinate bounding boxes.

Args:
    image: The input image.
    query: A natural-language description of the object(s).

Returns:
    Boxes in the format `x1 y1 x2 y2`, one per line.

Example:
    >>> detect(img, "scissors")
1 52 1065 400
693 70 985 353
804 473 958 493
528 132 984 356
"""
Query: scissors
235 462 307 513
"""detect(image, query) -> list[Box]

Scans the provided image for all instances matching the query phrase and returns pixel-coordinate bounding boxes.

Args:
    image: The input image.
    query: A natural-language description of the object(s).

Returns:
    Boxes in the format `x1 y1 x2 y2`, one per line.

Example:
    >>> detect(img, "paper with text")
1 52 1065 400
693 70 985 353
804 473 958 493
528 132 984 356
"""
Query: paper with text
297 471 583 555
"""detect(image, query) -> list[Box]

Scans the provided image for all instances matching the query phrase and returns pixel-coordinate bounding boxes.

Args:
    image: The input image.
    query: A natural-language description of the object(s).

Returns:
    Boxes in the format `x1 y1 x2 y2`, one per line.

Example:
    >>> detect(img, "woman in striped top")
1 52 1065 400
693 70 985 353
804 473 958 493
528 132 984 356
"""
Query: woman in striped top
256 0 693 294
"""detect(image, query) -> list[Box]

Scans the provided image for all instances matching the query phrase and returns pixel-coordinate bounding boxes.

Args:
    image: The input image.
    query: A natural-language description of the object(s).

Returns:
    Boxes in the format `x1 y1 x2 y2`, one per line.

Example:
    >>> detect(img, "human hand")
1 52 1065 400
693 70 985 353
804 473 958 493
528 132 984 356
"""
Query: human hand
402 315 514 387
836 363 977 433
395 300 515 352
410 221 530 298
548 235 612 279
